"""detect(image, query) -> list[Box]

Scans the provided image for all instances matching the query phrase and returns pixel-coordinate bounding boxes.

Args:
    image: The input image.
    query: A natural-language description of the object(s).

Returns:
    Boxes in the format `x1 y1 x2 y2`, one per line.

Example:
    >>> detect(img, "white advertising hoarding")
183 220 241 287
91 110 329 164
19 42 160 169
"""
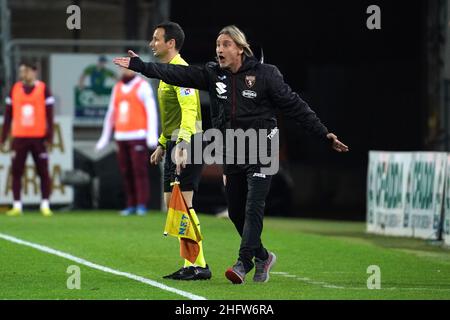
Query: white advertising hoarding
407 152 447 239
50 53 152 126
50 54 119 124
367 151 446 240
444 155 450 246
367 151 412 236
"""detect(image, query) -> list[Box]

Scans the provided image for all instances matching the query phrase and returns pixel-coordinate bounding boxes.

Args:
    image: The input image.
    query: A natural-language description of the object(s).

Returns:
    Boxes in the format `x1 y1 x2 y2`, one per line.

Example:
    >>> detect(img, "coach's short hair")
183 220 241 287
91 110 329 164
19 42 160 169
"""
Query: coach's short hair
156 21 185 51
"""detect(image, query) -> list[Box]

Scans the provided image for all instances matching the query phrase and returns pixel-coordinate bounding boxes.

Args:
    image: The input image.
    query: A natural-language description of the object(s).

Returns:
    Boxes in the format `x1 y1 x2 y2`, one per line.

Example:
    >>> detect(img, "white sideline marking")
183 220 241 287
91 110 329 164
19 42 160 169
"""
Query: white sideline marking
0 232 207 300
272 272 289 275
272 271 345 288
272 271 450 291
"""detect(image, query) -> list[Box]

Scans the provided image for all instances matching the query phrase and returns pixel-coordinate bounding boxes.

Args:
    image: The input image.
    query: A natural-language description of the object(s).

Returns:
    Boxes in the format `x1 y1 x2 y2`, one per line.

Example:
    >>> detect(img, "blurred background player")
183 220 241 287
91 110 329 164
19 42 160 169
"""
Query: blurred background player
0 61 54 217
78 55 118 93
95 68 158 216
148 22 211 280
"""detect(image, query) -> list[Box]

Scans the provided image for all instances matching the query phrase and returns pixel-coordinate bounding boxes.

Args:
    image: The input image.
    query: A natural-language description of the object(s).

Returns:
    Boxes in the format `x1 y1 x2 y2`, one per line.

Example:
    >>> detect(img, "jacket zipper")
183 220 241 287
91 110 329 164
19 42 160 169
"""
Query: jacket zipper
231 74 236 127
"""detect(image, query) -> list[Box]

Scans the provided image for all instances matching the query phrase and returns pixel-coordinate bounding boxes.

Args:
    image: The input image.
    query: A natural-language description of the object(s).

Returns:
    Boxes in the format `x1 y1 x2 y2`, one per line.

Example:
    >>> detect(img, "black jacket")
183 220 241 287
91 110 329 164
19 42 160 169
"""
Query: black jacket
129 56 329 140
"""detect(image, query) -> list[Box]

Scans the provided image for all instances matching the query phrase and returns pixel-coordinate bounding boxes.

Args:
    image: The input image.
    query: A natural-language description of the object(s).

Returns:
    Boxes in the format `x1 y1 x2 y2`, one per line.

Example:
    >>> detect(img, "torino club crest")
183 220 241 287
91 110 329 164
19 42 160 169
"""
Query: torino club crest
245 75 256 88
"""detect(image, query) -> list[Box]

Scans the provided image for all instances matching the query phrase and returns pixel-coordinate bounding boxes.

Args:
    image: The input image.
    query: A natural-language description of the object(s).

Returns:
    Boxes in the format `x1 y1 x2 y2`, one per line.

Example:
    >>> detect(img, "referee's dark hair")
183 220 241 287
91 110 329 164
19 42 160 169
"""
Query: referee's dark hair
156 21 185 51
19 59 38 70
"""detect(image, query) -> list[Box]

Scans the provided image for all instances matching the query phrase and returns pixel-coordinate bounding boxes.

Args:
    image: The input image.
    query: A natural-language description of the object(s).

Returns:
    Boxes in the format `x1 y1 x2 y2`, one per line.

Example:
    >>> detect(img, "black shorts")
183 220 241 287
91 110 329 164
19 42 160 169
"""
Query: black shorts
163 133 204 193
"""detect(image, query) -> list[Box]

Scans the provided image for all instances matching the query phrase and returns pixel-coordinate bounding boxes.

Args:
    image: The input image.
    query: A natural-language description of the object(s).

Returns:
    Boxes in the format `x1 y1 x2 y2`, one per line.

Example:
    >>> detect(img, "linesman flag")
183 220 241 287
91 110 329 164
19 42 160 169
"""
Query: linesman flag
164 181 203 263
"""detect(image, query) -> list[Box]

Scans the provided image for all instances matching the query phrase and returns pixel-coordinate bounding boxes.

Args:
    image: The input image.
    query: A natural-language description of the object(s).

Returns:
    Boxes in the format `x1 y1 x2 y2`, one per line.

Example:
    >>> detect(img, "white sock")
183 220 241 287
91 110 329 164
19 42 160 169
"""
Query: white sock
40 199 50 210
13 201 22 211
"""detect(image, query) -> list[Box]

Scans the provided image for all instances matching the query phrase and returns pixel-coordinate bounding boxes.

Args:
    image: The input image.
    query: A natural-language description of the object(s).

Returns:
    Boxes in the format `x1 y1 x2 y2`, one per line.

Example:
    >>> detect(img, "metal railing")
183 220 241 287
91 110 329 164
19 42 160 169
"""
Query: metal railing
4 38 150 86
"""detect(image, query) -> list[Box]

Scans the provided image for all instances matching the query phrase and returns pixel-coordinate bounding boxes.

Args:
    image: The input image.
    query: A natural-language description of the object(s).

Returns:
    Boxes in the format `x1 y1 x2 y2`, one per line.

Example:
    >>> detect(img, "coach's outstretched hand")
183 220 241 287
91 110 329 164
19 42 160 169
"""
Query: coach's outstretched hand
326 133 349 152
113 50 139 69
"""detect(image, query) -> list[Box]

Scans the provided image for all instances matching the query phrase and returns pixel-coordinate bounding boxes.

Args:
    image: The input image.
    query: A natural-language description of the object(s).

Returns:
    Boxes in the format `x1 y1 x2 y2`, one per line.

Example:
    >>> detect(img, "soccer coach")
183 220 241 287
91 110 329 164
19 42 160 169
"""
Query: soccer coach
114 25 349 284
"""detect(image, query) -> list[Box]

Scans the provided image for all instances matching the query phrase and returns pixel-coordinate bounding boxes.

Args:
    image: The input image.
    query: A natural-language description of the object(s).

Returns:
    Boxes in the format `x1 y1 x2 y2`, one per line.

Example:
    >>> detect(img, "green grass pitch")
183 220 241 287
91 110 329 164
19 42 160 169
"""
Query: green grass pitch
1 211 450 300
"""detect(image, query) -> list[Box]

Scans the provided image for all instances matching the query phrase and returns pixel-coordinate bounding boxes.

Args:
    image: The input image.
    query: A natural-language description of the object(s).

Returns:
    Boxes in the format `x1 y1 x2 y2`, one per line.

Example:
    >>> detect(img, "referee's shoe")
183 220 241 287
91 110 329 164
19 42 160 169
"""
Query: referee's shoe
163 265 212 280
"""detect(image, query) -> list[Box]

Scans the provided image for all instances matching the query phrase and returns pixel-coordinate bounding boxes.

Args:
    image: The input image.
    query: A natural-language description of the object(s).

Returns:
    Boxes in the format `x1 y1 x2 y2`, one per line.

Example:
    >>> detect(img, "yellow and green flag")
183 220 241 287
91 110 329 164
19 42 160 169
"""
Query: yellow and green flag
164 182 203 263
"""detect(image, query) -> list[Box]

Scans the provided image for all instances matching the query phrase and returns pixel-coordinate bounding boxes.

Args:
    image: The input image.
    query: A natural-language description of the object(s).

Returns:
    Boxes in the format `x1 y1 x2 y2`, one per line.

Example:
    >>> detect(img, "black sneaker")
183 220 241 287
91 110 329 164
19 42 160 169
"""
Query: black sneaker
163 266 195 280
225 260 247 284
179 265 212 281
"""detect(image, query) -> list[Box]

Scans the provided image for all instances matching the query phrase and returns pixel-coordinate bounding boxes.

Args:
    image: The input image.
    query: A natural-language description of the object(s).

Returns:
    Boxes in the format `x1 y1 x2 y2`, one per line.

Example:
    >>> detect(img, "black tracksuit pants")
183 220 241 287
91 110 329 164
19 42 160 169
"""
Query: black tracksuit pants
224 164 271 273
